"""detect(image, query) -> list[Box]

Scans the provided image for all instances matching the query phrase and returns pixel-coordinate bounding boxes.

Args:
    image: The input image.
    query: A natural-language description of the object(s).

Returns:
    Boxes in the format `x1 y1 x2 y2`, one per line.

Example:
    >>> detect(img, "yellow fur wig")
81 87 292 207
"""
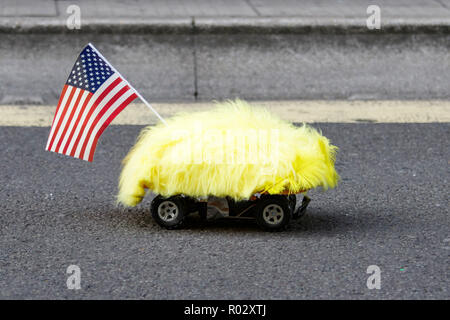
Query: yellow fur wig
118 100 339 206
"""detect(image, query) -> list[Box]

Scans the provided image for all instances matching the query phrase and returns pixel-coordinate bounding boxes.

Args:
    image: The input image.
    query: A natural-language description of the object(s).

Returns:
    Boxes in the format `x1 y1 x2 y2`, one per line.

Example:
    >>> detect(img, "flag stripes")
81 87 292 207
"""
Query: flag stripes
60 91 90 154
45 54 137 161
71 75 122 159
85 92 137 161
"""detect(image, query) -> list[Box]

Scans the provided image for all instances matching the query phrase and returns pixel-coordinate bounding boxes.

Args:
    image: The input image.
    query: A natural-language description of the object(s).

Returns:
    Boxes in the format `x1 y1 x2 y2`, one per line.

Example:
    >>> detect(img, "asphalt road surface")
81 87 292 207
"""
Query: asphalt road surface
0 123 448 299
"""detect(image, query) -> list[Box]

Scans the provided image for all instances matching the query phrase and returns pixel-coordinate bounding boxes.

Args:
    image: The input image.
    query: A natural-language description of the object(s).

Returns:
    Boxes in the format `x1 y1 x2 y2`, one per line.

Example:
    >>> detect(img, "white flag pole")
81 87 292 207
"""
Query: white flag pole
133 91 168 126
88 43 168 126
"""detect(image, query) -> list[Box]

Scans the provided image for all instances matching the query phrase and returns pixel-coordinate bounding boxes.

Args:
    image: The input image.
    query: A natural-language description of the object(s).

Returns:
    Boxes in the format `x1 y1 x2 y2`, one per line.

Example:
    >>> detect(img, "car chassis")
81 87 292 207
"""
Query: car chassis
150 192 311 231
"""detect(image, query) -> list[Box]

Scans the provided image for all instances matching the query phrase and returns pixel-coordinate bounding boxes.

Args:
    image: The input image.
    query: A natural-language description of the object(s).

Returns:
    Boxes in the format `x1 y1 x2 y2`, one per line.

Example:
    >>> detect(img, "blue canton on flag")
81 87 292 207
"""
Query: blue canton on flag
66 46 114 93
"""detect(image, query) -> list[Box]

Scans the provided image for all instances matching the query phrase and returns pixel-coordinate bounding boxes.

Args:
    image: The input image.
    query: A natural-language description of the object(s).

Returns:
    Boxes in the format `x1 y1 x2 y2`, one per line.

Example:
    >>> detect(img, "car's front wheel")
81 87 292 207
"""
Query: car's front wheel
151 195 188 229
255 195 291 231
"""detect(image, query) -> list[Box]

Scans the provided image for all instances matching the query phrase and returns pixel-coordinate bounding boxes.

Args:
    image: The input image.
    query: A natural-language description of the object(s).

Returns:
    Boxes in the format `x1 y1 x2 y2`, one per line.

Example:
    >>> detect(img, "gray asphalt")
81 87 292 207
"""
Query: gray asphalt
0 123 449 299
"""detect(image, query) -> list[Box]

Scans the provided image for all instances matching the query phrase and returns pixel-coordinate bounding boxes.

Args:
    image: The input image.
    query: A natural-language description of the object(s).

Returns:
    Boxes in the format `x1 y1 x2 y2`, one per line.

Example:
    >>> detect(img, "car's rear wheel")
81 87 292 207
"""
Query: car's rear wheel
255 195 291 231
151 195 188 229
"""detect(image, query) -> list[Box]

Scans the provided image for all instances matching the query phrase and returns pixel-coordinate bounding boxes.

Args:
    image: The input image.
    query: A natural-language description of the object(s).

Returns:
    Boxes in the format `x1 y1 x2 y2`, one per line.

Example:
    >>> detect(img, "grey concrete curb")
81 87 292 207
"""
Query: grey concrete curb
1 16 449 103
1 17 450 34
194 17 450 34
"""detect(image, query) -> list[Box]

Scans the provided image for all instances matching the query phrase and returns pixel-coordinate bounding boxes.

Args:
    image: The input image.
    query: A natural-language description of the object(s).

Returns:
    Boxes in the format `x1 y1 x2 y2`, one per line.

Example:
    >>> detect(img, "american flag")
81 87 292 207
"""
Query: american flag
45 43 138 162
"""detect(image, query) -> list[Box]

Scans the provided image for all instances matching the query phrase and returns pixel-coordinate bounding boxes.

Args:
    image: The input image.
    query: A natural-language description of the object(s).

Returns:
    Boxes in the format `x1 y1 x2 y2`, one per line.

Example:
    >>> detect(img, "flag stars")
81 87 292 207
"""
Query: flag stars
66 46 114 93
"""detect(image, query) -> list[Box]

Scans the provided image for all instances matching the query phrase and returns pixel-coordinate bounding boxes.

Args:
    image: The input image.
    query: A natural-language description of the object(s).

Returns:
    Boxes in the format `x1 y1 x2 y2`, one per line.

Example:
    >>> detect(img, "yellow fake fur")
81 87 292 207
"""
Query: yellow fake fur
118 100 339 206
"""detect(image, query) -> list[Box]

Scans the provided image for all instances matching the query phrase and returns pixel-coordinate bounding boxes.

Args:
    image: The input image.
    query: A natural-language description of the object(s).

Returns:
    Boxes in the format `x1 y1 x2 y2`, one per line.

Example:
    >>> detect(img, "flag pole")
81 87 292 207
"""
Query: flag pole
88 43 168 126
134 91 168 126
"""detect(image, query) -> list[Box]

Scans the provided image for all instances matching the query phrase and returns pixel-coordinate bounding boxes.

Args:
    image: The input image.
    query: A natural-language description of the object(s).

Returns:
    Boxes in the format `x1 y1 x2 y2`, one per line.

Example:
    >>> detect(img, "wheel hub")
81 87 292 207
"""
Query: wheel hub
157 201 179 222
262 204 284 225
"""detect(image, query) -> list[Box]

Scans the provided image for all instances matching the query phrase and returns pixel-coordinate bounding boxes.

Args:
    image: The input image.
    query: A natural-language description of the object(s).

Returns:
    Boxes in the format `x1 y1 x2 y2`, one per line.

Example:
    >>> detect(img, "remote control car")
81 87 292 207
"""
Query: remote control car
149 193 311 231
118 100 339 231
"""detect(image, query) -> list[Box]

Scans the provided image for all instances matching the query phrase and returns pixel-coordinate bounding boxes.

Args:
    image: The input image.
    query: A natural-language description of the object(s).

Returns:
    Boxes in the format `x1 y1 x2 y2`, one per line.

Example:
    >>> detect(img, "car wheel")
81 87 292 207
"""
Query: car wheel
151 195 187 229
255 195 291 231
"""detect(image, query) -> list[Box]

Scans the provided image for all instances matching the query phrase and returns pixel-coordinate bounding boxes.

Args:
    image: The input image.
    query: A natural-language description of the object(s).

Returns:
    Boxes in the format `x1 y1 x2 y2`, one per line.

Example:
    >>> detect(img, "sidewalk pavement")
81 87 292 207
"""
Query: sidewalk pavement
1 0 450 33
1 1 449 103
2 0 450 19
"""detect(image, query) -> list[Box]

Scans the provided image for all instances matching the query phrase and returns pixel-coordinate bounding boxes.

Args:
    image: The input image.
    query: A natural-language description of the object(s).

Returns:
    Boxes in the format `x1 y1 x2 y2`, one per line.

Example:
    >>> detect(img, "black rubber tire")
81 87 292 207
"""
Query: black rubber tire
255 195 292 231
151 195 188 230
